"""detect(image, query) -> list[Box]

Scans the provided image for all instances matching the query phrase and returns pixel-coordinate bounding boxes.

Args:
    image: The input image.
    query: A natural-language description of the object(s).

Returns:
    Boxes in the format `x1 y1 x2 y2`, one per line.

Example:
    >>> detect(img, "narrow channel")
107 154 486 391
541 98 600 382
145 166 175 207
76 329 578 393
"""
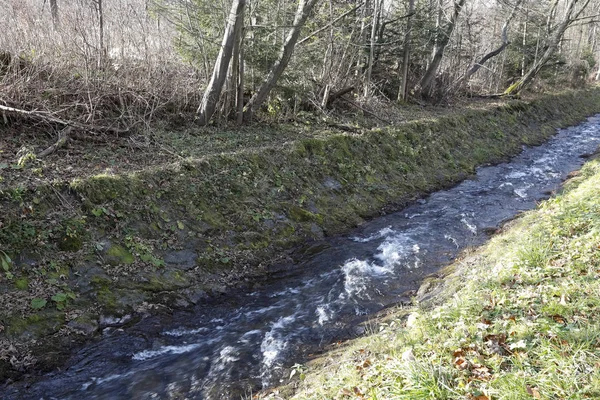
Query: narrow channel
8 116 600 399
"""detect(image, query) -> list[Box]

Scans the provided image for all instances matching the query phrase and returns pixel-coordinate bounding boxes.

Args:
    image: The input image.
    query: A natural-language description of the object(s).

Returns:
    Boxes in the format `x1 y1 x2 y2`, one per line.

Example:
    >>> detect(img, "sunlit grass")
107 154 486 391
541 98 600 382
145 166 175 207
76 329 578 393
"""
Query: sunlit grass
289 158 600 399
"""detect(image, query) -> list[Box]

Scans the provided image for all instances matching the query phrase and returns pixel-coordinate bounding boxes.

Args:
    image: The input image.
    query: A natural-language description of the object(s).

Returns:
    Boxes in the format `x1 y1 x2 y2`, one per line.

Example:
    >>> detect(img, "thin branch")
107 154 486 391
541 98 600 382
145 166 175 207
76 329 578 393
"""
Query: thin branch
0 103 130 135
298 3 364 46
38 127 72 157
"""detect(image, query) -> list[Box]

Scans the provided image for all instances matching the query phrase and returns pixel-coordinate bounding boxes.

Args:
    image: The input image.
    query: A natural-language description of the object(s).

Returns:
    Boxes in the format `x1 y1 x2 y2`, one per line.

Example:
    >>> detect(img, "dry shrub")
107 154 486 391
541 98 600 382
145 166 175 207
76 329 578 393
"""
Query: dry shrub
0 0 203 132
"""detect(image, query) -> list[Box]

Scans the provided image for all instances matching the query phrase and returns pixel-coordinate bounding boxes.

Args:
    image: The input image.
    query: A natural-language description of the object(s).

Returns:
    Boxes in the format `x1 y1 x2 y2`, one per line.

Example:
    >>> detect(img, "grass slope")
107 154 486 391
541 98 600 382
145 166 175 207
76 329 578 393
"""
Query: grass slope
288 158 600 399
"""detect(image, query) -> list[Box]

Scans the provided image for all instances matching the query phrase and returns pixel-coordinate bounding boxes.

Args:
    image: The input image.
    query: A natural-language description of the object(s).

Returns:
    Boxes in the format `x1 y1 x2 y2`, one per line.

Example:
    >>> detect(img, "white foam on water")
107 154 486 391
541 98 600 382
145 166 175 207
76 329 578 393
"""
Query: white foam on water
351 226 394 243
163 327 210 337
514 187 528 199
445 234 459 248
530 167 546 177
260 315 297 387
269 287 301 297
342 234 421 300
242 329 262 338
341 259 382 300
132 343 201 361
239 329 263 344
316 304 334 325
460 214 477 235
244 304 282 317
217 346 240 364
81 371 134 391
375 234 415 268
506 171 526 179
534 155 554 165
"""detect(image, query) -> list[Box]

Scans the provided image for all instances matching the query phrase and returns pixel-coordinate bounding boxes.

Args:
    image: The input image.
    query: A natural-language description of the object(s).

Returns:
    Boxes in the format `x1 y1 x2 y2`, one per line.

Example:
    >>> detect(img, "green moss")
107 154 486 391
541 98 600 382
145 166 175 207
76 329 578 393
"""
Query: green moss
280 223 296 237
71 174 130 204
91 276 118 311
289 206 322 223
57 235 83 252
14 277 29 290
5 311 65 340
297 138 326 157
106 244 134 265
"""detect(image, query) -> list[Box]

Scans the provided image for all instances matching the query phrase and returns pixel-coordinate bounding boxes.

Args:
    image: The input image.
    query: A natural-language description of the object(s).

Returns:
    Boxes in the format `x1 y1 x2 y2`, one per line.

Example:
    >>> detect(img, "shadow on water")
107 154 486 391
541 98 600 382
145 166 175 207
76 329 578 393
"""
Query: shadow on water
7 116 600 399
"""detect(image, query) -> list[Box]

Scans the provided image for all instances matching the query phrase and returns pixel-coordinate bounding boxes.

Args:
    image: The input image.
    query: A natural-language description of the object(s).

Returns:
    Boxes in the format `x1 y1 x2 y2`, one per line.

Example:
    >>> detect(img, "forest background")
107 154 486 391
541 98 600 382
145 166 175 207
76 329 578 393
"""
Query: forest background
1 0 598 136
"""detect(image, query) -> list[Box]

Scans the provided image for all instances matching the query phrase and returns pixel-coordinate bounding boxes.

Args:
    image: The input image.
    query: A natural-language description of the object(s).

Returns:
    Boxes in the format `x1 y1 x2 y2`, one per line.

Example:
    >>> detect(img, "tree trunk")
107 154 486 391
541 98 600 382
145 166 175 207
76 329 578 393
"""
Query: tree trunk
225 3 245 122
243 0 320 121
197 0 247 126
521 8 528 77
97 0 104 56
49 0 59 29
505 0 592 95
414 0 467 98
460 0 522 86
364 0 382 97
356 0 371 76
398 0 415 101
236 30 246 125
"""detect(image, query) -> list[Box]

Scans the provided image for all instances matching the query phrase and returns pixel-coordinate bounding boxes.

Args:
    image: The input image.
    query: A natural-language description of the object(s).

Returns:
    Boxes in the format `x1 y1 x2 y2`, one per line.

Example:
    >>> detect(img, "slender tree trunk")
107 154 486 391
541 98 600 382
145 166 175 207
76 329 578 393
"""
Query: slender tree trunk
226 3 245 122
49 0 59 29
356 0 371 76
364 0 382 97
547 0 559 35
414 0 467 98
243 0 320 121
98 0 104 55
505 0 593 95
460 0 522 86
398 0 415 101
197 0 247 126
236 30 246 125
521 8 528 77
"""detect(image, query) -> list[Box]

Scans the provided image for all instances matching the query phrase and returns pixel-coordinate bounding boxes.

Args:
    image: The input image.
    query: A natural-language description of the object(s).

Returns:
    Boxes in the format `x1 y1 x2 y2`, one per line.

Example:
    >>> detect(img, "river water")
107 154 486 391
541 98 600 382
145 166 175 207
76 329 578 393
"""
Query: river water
7 116 600 399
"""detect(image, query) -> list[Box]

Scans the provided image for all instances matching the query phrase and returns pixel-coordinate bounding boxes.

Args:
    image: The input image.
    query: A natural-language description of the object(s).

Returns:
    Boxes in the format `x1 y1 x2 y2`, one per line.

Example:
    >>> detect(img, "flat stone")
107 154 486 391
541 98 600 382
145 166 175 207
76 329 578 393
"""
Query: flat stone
67 319 99 336
310 223 324 240
164 250 197 271
324 177 342 190
182 288 209 304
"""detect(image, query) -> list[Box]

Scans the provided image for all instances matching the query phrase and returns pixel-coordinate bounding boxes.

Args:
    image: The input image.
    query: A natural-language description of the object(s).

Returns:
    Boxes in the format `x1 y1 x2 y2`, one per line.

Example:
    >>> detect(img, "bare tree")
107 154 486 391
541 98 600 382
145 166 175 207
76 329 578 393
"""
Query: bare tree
49 0 59 28
197 0 247 126
505 0 593 95
414 0 467 98
364 0 382 96
243 0 321 121
398 0 415 101
457 0 523 90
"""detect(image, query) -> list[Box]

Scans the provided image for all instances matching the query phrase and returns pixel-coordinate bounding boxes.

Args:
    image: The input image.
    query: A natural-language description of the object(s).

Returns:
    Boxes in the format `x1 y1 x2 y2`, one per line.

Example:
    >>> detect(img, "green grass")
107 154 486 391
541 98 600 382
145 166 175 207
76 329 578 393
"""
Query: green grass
290 158 600 399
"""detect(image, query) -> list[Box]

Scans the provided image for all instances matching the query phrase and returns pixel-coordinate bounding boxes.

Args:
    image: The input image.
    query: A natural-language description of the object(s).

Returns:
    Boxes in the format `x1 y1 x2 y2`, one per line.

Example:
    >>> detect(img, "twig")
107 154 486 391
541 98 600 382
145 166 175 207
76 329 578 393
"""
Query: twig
37 127 72 157
327 123 363 133
298 4 364 46
339 96 390 123
50 185 73 210
0 103 130 135
326 86 355 107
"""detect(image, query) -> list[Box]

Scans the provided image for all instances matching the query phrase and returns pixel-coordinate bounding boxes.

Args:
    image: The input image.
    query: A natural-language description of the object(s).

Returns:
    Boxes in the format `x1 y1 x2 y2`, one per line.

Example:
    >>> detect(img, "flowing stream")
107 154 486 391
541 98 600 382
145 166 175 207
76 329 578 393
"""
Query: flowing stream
7 116 600 399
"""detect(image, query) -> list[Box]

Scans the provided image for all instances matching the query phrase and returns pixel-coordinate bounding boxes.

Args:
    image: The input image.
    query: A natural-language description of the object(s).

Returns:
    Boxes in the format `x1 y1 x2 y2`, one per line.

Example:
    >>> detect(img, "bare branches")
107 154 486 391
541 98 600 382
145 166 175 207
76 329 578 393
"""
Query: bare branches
0 103 130 135
298 3 364 46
